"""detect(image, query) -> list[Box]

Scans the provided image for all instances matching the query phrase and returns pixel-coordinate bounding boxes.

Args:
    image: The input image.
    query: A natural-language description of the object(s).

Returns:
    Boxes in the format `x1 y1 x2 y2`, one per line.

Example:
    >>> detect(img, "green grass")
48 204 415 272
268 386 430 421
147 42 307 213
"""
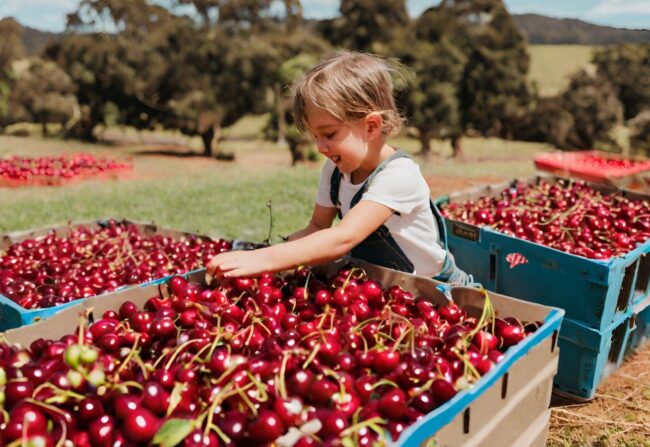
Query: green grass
527 44 596 97
0 134 319 242
0 130 548 241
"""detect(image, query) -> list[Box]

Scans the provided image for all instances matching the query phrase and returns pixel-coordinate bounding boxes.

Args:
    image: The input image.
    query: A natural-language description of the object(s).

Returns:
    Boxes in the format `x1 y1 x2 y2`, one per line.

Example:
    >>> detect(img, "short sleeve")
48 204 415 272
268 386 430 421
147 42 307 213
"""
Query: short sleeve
361 158 430 215
316 160 337 208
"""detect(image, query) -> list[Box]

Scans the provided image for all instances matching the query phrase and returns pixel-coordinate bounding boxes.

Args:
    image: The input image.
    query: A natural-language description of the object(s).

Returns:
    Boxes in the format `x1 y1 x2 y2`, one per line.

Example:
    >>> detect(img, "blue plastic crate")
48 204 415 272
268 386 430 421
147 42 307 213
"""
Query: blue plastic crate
626 295 650 356
0 275 176 332
632 253 650 304
0 218 243 331
437 175 650 331
554 310 636 400
442 218 645 331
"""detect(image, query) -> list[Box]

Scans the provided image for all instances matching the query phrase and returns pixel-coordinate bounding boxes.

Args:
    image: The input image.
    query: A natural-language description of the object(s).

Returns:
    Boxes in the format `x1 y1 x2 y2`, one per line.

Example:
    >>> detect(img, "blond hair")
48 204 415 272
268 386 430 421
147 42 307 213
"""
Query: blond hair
291 51 407 138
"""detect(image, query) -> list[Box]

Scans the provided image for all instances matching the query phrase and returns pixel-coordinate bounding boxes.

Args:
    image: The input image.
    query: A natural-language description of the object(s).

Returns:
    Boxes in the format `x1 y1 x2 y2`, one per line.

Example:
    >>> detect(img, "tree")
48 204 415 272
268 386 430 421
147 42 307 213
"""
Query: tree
45 33 149 140
261 24 329 155
329 0 409 52
593 44 650 121
454 0 532 139
9 59 78 136
515 96 575 148
156 24 281 156
561 69 623 150
175 0 275 28
47 0 178 140
411 0 532 156
0 18 24 131
398 38 465 156
630 110 650 155
266 53 321 164
0 18 24 77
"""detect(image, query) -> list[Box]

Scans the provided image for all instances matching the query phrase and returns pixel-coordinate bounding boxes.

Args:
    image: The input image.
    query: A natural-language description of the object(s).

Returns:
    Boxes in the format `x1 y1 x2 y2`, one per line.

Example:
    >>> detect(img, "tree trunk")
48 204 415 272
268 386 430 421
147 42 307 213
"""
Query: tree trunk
65 119 96 141
451 135 463 159
202 125 234 160
201 125 217 157
65 105 98 141
419 131 431 156
288 140 304 166
41 121 48 137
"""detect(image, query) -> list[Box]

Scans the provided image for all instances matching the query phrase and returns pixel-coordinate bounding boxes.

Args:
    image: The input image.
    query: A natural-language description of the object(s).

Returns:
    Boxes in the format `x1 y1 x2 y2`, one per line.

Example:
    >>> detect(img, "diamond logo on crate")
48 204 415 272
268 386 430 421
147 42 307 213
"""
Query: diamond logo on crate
505 252 528 269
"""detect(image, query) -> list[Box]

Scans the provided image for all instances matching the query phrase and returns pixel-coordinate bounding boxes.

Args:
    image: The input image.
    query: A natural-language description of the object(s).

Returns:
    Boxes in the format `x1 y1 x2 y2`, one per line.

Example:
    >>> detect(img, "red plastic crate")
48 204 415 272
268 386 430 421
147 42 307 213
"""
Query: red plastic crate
534 150 650 184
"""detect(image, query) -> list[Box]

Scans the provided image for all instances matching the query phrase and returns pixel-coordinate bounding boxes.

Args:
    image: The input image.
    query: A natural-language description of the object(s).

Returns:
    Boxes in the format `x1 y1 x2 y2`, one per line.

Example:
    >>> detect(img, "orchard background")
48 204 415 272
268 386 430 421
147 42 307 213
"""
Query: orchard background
1 0 650 444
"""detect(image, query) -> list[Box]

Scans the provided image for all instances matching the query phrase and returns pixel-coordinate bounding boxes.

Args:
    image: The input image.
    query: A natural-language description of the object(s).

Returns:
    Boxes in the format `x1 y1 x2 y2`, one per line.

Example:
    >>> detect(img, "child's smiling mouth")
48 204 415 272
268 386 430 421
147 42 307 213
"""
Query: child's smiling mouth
330 155 341 164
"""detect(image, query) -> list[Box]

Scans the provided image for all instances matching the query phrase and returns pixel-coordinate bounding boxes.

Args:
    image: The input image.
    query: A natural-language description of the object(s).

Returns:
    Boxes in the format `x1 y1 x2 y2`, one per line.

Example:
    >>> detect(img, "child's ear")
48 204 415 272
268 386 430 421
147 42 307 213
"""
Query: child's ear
365 112 383 139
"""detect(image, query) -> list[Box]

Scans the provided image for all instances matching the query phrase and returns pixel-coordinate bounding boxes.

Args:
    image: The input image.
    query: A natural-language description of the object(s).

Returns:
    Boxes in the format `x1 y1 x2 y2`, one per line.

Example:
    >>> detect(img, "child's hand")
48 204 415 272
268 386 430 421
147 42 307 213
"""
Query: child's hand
206 250 271 278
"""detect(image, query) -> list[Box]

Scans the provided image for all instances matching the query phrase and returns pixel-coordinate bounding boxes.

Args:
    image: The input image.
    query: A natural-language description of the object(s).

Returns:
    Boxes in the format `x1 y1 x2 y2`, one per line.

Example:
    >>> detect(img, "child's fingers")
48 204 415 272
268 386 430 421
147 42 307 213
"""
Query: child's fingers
206 255 224 276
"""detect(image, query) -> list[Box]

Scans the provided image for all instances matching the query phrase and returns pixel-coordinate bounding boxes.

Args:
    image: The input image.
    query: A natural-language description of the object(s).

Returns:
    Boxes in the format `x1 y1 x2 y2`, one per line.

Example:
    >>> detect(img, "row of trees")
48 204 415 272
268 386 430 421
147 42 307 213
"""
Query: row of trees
0 0 649 159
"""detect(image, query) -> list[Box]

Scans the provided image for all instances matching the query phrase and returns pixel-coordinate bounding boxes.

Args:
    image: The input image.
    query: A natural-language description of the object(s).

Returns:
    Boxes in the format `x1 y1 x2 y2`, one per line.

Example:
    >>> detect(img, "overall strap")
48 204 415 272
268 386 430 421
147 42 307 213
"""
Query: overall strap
329 168 343 218
329 149 411 215
430 200 448 250
350 149 411 208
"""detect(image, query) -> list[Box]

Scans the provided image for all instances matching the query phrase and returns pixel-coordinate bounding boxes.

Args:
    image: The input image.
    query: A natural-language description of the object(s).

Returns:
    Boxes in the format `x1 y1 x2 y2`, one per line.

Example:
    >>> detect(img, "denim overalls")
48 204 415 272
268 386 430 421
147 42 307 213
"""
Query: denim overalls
330 149 468 284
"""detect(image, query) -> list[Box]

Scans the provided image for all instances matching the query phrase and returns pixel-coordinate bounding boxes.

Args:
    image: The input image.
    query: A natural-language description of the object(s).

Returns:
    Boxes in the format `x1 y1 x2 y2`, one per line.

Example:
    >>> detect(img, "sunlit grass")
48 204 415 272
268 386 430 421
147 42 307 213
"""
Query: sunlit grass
527 44 596 97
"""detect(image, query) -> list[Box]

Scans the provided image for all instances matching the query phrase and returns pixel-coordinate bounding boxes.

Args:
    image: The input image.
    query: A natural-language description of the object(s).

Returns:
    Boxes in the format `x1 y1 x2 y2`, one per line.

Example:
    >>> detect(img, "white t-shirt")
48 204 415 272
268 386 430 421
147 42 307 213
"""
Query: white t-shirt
316 157 447 277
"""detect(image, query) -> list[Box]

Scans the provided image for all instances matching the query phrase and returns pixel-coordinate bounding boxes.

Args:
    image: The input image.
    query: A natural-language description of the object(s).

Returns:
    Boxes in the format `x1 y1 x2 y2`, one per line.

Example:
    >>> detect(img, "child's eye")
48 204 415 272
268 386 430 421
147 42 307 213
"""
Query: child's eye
325 131 336 139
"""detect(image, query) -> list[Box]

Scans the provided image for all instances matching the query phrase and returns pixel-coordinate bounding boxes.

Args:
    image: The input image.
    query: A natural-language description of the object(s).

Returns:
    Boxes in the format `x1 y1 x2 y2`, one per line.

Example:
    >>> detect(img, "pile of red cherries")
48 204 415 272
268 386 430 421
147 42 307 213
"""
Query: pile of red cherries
0 154 131 183
0 220 232 309
0 265 537 446
441 180 650 259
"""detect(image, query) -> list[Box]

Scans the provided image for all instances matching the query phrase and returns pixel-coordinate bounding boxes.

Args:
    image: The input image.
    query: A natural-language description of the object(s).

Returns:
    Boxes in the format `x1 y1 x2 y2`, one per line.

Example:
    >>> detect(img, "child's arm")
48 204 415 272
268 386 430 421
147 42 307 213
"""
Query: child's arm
207 200 393 278
286 204 338 241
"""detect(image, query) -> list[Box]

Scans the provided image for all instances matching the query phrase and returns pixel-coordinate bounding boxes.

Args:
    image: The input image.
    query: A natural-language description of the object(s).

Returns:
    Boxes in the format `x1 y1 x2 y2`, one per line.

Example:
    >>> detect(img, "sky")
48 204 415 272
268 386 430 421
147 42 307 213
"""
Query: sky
1 0 649 33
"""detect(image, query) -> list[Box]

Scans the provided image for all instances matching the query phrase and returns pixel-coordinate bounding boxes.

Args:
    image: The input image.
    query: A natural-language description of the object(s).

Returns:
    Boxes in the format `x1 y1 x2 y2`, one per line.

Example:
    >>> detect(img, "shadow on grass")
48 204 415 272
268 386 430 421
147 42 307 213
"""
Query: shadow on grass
130 146 235 161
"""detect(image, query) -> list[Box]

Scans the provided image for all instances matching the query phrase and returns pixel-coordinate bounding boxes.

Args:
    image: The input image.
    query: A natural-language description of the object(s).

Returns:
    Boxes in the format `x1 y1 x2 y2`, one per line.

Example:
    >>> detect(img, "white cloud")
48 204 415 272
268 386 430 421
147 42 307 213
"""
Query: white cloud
301 0 339 19
0 0 77 15
585 0 650 17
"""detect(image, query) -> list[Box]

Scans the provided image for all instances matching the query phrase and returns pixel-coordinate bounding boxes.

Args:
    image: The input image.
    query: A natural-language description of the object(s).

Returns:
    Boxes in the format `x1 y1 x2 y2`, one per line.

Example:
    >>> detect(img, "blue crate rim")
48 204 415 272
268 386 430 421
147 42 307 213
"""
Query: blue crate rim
394 307 564 446
443 216 650 271
0 271 192 319
558 306 636 343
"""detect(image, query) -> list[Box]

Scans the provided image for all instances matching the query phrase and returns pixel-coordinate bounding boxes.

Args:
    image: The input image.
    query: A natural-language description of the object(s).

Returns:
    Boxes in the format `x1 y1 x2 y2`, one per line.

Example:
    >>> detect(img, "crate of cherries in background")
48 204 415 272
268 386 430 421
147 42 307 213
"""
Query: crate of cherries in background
0 219 233 330
436 174 650 400
534 150 650 191
0 259 563 447
0 154 132 187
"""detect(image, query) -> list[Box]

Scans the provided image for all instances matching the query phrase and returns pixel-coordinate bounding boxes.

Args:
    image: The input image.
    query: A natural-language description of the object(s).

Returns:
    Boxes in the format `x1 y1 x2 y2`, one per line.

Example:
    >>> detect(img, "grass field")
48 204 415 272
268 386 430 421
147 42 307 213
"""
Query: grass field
527 44 596 97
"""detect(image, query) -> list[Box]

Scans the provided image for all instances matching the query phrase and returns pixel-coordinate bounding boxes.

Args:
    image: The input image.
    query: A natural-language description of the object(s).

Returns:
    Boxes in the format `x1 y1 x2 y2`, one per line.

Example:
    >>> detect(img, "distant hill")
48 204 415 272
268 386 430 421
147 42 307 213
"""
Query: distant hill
513 14 650 44
21 25 60 56
15 13 650 55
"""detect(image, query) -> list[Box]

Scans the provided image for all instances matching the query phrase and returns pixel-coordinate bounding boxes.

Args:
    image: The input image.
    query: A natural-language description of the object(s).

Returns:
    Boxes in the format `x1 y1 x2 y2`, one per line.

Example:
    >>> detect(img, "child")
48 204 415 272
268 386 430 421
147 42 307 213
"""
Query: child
207 51 468 284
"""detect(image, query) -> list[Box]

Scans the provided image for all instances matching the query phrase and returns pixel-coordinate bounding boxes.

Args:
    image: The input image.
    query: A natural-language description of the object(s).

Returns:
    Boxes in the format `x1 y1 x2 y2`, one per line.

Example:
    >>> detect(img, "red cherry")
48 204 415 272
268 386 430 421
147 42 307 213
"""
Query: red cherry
121 407 159 443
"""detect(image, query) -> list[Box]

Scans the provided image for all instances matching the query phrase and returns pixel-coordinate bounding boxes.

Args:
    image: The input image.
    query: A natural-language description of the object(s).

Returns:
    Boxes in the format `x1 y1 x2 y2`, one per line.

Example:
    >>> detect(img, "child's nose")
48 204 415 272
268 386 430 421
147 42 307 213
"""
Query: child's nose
316 138 329 154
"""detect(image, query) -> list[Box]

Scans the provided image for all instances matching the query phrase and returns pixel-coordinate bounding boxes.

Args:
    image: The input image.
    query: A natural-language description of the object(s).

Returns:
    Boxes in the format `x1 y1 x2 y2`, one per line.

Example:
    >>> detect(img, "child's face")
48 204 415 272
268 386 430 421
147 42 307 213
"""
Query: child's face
305 102 370 175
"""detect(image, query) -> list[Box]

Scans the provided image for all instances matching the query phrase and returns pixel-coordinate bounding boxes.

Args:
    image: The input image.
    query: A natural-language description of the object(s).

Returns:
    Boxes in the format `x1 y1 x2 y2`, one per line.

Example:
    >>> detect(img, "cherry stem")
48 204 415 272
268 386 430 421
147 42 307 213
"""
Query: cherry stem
453 349 481 382
302 342 320 370
234 385 258 416
204 316 223 361
23 398 68 447
340 416 386 438
164 338 203 371
115 335 140 377
370 378 399 390
277 353 290 400
245 371 269 402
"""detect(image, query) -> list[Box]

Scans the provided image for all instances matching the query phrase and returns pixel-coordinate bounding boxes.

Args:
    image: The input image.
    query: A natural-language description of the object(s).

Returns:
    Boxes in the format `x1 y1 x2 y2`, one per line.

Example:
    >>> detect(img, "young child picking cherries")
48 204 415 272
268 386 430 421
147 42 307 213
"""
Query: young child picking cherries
208 51 468 284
